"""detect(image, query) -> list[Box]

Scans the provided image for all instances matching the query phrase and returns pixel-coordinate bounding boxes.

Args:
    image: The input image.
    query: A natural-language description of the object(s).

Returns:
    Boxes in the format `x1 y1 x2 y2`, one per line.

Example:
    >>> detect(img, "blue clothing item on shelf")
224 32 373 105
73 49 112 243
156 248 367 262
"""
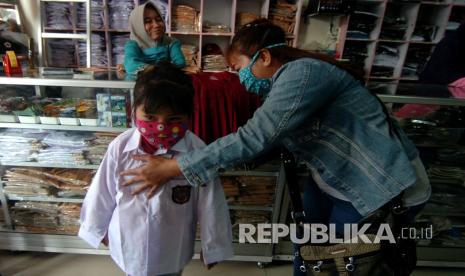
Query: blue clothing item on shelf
177 58 424 217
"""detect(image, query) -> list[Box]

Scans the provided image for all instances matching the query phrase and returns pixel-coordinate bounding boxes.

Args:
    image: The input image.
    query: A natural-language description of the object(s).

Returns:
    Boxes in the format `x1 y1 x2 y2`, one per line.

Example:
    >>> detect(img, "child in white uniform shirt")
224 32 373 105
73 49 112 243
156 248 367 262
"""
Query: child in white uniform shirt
79 64 233 276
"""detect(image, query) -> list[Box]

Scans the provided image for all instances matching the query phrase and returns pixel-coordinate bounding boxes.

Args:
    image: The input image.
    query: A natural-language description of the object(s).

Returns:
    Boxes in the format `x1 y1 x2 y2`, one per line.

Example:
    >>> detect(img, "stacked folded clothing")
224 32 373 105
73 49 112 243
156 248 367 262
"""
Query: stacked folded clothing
402 46 433 79
112 34 130 66
235 12 260 30
372 44 399 77
45 2 72 29
235 176 276 206
231 210 270 240
12 201 81 234
0 129 46 163
77 0 104 29
201 43 228 71
220 177 241 204
172 5 199 32
203 21 230 33
47 39 76 67
38 131 96 166
86 132 118 164
342 42 369 74
412 25 438 42
78 34 107 67
427 166 465 183
380 14 407 41
268 1 297 34
347 11 379 39
221 176 276 207
109 0 134 29
2 168 94 197
181 44 198 68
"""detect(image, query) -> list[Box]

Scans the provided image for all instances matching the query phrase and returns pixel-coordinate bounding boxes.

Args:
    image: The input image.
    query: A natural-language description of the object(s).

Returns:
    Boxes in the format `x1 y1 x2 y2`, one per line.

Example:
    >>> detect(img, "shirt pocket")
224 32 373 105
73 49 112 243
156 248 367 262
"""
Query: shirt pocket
152 180 194 218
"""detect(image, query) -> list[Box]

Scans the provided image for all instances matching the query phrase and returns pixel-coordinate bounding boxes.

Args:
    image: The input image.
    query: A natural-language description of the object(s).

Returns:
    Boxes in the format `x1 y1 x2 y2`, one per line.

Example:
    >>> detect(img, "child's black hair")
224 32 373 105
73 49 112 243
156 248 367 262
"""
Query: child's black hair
134 62 194 116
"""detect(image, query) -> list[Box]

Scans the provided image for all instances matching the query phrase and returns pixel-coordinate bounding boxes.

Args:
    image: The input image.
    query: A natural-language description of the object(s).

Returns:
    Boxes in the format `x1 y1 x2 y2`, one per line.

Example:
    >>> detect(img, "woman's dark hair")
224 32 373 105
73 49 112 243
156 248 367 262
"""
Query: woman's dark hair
228 19 364 82
134 62 194 115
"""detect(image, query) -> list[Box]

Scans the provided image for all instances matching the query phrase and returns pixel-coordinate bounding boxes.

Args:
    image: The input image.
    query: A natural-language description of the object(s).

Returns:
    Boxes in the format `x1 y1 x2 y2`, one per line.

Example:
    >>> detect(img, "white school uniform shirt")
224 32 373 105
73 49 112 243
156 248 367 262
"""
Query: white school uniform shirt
79 129 234 276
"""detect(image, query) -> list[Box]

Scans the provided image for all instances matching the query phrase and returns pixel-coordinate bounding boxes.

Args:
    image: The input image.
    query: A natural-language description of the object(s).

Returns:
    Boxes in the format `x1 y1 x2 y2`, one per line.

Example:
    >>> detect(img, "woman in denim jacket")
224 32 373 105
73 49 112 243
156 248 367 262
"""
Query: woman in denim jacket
122 19 430 275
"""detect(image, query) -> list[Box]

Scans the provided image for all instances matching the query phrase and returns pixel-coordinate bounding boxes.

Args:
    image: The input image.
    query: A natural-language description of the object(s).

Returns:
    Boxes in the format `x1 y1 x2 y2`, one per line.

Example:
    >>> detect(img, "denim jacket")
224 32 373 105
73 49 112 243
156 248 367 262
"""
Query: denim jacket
177 58 419 217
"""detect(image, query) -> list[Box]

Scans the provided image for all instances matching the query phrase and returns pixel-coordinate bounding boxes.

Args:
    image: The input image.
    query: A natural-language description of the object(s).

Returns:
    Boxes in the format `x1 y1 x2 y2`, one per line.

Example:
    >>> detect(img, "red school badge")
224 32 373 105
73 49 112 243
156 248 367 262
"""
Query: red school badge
172 185 191 204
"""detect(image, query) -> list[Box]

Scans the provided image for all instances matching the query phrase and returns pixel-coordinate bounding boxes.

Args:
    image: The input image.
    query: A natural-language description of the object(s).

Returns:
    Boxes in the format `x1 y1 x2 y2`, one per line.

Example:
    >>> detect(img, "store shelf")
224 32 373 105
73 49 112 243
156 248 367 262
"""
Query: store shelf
220 171 279 177
379 95 465 106
201 32 234 36
0 77 134 89
0 162 99 170
5 195 84 203
0 123 128 133
170 31 201 35
228 205 273 211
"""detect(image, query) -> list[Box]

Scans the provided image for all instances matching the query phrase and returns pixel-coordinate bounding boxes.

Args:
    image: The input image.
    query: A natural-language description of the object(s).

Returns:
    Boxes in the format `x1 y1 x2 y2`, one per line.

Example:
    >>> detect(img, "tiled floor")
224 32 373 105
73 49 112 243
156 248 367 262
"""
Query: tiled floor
0 250 464 276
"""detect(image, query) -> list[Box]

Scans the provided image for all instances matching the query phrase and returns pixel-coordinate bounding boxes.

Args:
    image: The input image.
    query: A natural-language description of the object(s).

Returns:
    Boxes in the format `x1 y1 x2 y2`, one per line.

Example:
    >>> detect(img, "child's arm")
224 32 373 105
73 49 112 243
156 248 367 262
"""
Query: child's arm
197 177 234 267
169 39 187 68
78 148 118 248
124 40 149 75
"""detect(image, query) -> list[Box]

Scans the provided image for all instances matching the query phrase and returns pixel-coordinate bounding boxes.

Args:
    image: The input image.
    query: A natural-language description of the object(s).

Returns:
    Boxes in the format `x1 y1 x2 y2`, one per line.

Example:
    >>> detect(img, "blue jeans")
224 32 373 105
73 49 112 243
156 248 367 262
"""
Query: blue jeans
293 179 364 276
292 180 425 276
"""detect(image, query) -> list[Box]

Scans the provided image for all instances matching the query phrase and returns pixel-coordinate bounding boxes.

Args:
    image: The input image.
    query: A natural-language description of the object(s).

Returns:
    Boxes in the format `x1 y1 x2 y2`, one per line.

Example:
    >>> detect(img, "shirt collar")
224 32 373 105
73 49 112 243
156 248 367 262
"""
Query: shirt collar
123 129 189 155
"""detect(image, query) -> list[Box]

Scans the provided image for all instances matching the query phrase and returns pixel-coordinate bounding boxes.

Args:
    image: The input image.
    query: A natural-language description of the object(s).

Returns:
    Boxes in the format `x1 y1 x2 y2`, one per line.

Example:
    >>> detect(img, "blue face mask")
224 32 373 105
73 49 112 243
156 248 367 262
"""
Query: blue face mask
238 43 286 95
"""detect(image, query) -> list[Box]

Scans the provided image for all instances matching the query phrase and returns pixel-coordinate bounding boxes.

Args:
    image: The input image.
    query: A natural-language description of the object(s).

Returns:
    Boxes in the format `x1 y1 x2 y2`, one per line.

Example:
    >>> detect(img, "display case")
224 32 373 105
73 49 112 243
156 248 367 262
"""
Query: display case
272 83 465 268
0 72 286 264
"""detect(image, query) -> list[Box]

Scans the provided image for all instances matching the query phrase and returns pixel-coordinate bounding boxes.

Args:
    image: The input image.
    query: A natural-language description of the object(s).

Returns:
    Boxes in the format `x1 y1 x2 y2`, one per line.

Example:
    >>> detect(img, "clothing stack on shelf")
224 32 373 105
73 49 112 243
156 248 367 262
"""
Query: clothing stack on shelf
235 176 276 206
190 72 262 144
342 42 369 74
108 0 134 30
412 25 438 42
181 44 198 68
220 177 241 204
0 129 46 163
172 5 199 32
347 11 379 39
2 168 94 198
45 2 72 29
37 131 95 166
231 211 270 240
235 12 260 30
268 1 297 34
379 15 407 40
218 176 276 206
86 132 119 165
202 21 230 33
78 34 107 67
201 44 228 71
402 46 432 78
371 44 399 77
111 34 129 66
47 39 76 67
77 0 104 29
11 201 81 234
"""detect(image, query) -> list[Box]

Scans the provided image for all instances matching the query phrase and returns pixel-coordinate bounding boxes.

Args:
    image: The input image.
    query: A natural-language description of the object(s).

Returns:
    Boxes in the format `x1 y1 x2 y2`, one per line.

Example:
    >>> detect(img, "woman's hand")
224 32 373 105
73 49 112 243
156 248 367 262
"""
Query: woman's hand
120 155 182 198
